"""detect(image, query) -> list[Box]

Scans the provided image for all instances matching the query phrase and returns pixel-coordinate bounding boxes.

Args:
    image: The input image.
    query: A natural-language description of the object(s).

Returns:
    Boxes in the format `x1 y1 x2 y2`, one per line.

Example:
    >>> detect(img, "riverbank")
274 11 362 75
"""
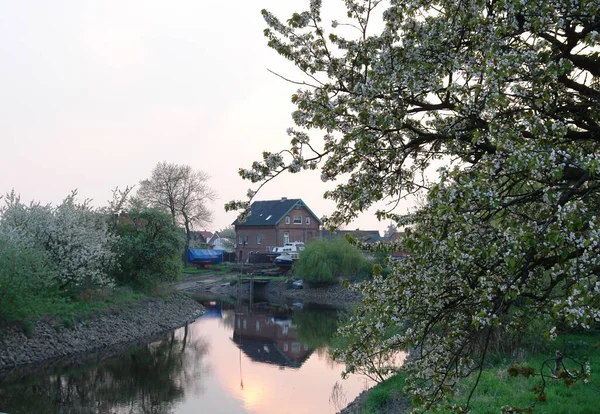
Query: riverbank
0 292 203 379
178 272 363 309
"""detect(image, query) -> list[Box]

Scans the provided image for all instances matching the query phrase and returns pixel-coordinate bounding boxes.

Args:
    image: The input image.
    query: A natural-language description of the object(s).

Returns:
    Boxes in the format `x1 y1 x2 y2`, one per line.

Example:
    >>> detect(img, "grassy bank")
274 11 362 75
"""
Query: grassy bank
360 332 600 413
0 287 148 337
182 263 232 277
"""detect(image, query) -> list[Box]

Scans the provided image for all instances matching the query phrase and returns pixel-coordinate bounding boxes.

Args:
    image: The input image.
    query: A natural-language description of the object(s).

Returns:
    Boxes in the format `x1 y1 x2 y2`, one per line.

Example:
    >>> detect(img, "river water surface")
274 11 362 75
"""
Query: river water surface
0 296 379 414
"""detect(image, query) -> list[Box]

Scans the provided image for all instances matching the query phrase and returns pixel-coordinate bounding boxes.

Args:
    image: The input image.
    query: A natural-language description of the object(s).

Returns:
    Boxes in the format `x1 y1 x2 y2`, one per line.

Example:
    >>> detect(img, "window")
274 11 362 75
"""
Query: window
305 217 311 225
292 342 301 353
285 216 290 224
257 233 262 244
266 246 271 252
284 232 290 244
238 235 243 245
283 342 289 352
244 235 249 244
293 216 302 224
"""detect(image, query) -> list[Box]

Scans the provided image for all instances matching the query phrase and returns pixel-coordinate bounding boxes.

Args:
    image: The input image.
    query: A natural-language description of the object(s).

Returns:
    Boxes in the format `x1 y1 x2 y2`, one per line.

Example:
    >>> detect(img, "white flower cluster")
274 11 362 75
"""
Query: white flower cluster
0 192 117 288
234 0 600 409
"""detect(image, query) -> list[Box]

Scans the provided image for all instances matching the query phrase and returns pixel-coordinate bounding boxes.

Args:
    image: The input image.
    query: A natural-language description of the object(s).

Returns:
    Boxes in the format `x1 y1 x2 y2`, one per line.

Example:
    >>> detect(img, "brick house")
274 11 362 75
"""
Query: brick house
232 198 321 262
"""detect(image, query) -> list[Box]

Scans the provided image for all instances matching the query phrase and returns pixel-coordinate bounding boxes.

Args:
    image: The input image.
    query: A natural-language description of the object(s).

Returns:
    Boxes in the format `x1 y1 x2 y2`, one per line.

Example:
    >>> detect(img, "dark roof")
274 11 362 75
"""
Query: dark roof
232 337 312 368
232 198 321 226
207 232 220 244
189 231 212 242
319 229 383 243
386 231 405 242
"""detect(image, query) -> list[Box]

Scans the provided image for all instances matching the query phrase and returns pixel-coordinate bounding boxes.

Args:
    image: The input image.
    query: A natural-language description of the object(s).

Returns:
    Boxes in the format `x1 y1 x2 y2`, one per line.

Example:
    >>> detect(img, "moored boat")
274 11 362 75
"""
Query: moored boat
273 251 299 271
269 241 305 271
267 242 305 259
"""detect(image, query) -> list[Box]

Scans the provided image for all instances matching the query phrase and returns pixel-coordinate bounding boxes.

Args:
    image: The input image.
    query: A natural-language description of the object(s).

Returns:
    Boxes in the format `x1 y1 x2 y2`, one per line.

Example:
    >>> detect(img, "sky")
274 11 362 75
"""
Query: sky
0 0 413 234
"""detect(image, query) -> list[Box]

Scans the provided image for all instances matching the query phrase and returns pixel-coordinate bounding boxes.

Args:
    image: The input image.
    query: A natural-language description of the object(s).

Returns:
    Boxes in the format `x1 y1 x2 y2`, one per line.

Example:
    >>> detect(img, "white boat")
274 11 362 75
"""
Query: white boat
270 242 304 271
273 251 299 270
270 242 305 255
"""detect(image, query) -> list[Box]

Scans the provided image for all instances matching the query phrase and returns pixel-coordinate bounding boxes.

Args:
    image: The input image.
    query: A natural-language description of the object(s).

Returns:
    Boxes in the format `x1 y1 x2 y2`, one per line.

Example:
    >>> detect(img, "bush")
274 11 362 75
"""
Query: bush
112 208 184 289
0 191 117 292
293 237 371 285
0 236 57 323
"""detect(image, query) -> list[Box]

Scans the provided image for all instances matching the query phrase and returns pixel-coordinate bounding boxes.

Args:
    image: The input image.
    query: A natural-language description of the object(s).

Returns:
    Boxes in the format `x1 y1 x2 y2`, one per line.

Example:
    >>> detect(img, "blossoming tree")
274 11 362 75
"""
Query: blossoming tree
226 0 599 410
1 190 117 290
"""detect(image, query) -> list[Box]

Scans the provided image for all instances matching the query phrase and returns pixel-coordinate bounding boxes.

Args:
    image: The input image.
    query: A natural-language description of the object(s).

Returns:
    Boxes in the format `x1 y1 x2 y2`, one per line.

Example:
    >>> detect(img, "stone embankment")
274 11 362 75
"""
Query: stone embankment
0 293 203 378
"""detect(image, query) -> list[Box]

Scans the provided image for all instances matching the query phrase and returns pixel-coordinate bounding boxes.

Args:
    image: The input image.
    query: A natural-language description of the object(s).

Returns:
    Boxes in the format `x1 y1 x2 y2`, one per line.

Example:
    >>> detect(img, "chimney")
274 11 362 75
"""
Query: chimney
281 197 287 201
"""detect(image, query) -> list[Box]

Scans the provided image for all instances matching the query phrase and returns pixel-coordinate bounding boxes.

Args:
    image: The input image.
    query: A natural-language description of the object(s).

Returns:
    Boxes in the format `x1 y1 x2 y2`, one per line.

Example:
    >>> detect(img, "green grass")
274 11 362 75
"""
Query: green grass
362 372 408 413
445 332 600 413
1 287 147 332
359 332 600 413
245 275 287 281
182 263 232 276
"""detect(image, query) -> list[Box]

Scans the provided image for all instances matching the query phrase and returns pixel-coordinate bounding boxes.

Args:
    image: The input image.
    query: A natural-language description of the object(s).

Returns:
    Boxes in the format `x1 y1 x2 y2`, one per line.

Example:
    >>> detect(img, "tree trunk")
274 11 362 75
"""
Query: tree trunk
182 211 191 267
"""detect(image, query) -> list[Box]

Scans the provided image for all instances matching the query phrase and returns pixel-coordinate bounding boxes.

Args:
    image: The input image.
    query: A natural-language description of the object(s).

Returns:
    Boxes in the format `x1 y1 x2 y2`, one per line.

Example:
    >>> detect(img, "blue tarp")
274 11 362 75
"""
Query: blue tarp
187 249 223 264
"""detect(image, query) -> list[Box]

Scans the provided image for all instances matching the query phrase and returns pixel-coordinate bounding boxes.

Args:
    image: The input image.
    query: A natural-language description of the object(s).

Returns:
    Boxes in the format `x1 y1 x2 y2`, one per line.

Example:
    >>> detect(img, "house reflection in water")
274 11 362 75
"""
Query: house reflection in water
232 305 312 368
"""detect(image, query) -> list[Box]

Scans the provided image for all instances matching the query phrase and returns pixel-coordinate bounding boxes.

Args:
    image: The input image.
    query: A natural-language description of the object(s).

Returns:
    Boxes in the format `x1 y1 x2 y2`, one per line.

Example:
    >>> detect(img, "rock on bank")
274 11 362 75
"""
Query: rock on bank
0 293 203 375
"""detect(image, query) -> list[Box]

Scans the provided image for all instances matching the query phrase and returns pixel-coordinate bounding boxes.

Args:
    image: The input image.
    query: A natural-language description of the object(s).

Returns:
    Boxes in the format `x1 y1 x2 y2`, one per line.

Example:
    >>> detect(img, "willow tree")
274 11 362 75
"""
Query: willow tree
227 0 599 410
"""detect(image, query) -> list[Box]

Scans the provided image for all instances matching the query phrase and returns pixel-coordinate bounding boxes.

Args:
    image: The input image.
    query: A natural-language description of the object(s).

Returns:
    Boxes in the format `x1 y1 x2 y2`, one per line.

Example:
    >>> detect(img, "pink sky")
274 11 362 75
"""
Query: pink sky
0 0 416 233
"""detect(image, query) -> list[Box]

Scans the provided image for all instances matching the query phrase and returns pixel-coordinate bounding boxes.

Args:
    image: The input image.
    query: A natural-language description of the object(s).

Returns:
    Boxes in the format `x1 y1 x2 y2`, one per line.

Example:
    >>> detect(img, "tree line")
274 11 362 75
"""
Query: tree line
0 161 215 324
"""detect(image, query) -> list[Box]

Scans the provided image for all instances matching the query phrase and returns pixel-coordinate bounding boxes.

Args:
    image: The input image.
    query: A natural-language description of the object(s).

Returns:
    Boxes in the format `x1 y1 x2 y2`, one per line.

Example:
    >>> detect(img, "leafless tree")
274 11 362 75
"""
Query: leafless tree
138 162 216 256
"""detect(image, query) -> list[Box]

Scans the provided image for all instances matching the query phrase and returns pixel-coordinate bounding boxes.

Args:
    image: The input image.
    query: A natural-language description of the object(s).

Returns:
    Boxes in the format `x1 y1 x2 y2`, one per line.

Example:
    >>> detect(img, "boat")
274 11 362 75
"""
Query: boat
269 242 305 255
270 242 305 271
273 251 299 271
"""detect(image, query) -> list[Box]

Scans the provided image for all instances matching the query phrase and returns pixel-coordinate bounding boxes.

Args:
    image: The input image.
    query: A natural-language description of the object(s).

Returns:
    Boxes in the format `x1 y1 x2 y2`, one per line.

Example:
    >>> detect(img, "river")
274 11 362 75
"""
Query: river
0 295 380 414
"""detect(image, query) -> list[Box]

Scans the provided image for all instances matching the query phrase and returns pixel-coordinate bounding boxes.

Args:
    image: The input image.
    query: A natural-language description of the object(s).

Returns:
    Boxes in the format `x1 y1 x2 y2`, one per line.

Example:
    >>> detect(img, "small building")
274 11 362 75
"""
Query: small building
206 231 235 252
189 230 214 248
232 198 321 262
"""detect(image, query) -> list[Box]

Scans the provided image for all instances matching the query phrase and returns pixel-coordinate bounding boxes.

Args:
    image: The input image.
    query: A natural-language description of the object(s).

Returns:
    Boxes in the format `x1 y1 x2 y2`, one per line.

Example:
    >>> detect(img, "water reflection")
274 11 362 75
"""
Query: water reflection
0 328 209 414
232 303 313 368
0 296 381 414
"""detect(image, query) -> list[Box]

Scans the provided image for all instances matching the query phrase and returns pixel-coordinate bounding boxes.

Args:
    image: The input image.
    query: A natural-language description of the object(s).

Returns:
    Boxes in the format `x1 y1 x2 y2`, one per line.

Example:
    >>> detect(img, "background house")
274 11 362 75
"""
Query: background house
207 231 235 252
189 230 213 248
319 229 383 243
232 198 321 262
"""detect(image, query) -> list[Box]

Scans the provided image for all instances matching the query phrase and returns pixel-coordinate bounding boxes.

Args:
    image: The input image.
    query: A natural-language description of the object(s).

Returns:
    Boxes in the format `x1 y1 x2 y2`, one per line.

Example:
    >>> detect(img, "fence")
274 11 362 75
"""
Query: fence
248 252 274 264
222 251 236 263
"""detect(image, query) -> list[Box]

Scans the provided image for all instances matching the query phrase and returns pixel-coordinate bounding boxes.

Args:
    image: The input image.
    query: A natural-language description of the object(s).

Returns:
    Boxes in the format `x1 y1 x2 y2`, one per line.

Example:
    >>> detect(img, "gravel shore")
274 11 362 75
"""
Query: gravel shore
0 293 203 380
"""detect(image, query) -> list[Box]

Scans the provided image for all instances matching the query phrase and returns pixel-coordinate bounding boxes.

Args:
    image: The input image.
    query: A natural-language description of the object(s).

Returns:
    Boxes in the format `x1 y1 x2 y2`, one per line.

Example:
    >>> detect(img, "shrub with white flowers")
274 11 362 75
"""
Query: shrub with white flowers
227 0 599 410
0 190 117 290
